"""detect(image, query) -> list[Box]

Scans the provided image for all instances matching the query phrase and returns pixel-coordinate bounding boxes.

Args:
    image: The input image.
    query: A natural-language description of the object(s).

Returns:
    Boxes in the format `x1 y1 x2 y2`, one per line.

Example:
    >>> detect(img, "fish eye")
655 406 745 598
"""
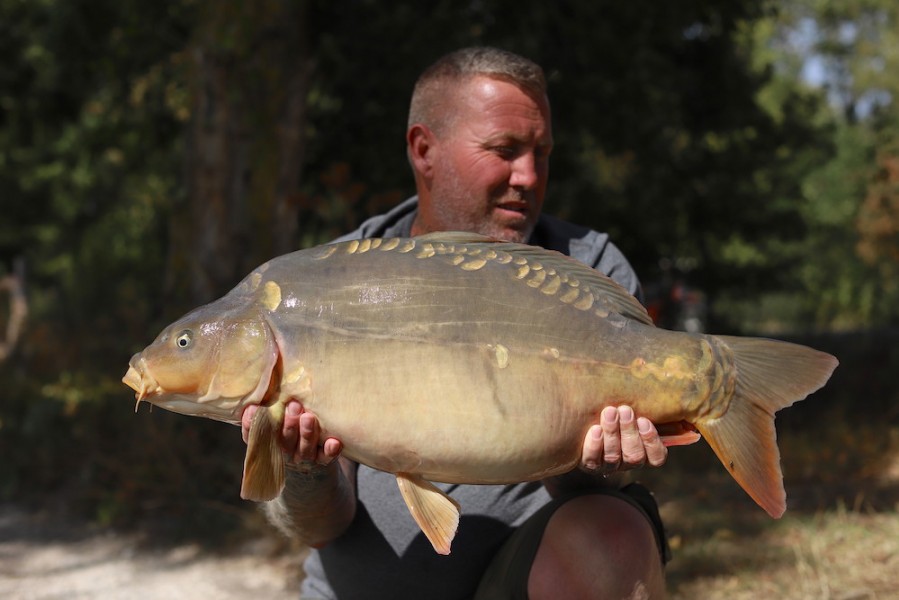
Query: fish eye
175 330 192 349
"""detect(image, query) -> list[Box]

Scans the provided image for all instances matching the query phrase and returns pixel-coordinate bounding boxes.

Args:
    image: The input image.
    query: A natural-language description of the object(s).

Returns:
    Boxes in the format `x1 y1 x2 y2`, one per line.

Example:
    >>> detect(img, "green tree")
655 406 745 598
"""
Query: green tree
759 0 899 327
4 0 886 528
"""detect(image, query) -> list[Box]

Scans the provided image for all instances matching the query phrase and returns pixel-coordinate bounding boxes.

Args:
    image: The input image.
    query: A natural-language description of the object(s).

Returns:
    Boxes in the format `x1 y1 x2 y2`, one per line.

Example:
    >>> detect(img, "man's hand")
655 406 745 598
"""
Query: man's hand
242 402 355 547
241 401 343 469
580 406 667 475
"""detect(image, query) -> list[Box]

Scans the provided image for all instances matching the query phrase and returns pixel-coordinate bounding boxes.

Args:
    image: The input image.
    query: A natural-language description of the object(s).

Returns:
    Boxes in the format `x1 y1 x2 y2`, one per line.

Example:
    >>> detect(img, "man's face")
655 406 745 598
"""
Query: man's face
414 76 553 243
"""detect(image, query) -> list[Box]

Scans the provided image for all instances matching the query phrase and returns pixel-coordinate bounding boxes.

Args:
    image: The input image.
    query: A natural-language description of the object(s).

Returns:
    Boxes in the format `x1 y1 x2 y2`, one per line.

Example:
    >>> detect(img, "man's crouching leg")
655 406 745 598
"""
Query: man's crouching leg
474 484 669 600
529 493 665 599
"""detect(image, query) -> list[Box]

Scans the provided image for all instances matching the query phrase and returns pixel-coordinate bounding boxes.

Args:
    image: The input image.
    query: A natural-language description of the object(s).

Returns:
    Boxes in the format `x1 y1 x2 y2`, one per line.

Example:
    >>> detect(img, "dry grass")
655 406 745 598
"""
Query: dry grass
663 502 899 599
634 389 899 600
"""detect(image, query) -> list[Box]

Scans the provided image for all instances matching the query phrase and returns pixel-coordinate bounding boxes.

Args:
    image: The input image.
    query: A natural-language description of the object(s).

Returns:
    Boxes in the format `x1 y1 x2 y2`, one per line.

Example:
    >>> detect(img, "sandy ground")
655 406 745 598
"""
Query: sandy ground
0 505 306 600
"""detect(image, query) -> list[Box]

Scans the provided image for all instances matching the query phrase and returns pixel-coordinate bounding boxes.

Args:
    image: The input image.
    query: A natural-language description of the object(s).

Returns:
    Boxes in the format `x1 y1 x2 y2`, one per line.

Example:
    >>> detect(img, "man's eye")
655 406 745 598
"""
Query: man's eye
493 146 517 158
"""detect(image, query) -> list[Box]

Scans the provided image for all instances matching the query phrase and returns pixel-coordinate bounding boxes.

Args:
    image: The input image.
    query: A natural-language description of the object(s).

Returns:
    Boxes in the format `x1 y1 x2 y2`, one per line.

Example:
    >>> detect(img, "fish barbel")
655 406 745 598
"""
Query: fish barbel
123 232 838 554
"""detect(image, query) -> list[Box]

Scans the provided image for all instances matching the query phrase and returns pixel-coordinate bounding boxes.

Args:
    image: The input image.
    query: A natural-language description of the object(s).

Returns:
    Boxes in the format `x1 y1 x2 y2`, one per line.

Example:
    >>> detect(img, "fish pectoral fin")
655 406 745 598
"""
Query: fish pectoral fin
655 421 702 447
395 473 461 556
240 405 285 502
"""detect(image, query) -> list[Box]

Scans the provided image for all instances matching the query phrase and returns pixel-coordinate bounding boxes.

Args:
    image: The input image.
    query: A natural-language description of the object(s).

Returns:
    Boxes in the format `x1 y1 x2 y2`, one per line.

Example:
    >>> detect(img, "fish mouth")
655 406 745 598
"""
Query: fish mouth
122 355 244 423
122 355 160 412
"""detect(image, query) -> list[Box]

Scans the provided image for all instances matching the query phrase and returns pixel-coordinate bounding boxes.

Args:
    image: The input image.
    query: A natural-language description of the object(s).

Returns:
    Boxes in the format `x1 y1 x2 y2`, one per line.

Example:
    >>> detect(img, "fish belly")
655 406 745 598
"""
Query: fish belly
302 340 584 482
296 332 700 484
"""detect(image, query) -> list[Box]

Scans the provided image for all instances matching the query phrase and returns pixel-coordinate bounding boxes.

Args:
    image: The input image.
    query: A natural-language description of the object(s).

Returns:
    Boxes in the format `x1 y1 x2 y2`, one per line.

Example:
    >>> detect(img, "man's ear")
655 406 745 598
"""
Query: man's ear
407 124 436 179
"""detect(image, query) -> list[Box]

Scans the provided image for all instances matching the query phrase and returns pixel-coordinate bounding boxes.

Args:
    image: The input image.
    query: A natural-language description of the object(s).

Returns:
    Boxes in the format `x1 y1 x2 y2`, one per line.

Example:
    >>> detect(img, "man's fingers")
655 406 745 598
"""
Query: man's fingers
581 424 603 471
241 404 258 444
618 406 646 468
321 438 344 466
638 417 668 467
242 401 342 469
281 402 302 457
297 411 320 462
600 406 622 471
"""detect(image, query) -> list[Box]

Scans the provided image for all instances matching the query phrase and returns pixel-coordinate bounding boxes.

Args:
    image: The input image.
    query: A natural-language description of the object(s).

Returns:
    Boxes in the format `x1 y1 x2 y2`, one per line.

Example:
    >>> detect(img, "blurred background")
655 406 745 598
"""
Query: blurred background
1 0 897 597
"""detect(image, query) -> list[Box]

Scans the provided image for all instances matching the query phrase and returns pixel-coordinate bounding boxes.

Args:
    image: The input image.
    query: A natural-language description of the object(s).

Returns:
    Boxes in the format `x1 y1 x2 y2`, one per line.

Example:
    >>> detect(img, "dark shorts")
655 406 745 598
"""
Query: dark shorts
472 482 670 599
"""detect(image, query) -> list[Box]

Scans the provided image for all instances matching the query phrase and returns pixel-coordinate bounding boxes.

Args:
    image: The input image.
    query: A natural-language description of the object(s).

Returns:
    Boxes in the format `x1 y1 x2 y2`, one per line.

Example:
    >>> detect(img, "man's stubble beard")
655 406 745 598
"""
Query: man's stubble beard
430 163 535 244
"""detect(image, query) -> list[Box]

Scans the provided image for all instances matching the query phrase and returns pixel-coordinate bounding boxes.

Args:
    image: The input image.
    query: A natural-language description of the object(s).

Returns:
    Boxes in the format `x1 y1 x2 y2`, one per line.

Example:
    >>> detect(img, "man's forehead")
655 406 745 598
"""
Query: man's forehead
462 75 549 107
468 107 553 147
459 77 550 124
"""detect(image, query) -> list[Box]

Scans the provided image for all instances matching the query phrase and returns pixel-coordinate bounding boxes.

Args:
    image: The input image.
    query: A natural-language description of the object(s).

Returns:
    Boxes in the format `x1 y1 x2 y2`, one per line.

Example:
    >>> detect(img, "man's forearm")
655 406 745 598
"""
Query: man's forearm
263 458 356 547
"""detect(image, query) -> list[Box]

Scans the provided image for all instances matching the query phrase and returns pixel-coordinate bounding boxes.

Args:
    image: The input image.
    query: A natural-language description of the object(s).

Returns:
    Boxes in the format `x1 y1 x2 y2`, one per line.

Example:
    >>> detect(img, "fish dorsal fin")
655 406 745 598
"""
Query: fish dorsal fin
414 231 499 244
395 473 461 555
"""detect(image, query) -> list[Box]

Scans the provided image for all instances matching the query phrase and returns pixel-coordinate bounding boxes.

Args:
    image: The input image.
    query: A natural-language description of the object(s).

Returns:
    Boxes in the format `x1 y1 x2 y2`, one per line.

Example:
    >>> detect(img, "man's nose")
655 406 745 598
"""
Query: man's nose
509 152 539 189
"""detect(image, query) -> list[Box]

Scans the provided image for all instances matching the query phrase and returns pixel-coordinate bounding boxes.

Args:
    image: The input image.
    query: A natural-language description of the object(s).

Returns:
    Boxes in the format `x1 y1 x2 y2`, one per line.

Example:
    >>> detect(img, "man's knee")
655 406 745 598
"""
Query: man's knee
528 494 666 599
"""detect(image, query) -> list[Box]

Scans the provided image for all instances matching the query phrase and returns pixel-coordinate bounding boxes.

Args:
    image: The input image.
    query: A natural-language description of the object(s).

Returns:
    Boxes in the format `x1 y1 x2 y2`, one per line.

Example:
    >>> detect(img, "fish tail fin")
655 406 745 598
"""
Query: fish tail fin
695 336 838 518
240 405 286 502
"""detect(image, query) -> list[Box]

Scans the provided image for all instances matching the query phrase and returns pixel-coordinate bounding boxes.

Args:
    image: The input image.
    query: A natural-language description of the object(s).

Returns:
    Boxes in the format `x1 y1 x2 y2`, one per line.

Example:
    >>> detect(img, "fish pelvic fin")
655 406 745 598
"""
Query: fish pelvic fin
240 404 286 502
395 473 461 555
696 336 838 518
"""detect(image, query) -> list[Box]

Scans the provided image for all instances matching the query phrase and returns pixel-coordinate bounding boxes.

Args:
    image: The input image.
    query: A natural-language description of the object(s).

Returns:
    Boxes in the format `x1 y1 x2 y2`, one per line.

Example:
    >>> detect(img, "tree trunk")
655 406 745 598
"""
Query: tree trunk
169 0 314 307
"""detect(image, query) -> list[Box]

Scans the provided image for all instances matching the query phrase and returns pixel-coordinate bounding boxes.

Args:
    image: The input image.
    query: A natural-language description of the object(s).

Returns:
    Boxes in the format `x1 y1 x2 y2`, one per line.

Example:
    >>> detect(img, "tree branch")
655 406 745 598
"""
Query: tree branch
0 258 28 363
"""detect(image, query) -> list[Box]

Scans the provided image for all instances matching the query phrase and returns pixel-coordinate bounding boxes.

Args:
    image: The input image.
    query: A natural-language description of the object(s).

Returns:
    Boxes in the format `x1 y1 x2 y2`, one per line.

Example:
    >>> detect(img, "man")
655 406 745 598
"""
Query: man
242 47 669 599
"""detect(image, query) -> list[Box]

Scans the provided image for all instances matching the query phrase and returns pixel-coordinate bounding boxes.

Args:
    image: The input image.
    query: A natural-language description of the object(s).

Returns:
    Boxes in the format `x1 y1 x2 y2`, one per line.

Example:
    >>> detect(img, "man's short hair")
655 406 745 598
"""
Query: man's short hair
408 47 547 134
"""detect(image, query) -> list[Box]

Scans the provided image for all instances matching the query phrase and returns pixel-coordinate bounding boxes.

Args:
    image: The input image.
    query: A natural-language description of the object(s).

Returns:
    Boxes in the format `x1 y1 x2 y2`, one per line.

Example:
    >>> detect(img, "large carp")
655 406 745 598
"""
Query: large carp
123 232 837 554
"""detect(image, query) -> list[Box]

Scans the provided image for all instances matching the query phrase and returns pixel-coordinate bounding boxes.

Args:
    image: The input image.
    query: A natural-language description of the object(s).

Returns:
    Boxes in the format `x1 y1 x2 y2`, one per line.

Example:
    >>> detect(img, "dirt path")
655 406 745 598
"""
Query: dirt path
0 505 306 600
